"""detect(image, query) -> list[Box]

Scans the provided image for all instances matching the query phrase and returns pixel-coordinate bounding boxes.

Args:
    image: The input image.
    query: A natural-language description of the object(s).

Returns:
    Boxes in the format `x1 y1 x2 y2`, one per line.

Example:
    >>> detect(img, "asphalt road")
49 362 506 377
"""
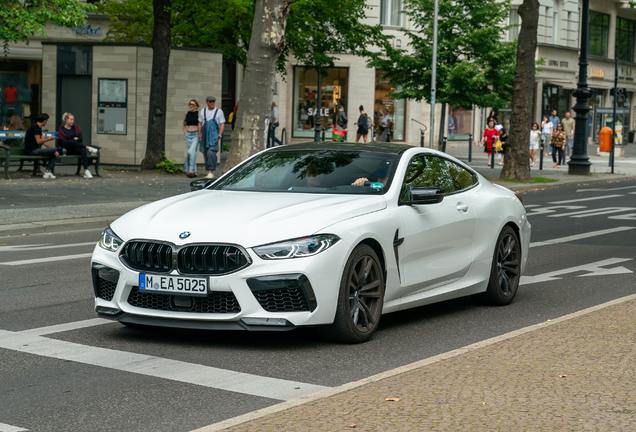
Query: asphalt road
1 179 635 432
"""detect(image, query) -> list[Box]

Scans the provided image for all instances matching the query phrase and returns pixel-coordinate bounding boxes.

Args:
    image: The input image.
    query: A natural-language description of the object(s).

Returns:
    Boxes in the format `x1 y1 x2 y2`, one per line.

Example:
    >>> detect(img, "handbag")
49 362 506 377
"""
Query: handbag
332 126 346 142
494 136 503 152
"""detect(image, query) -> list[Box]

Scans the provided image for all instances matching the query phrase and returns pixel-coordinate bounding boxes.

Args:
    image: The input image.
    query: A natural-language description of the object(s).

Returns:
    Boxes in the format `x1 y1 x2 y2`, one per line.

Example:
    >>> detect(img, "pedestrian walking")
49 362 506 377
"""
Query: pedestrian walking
183 99 200 178
58 112 98 179
448 108 457 139
529 122 541 167
379 108 391 142
487 109 498 126
481 119 499 166
268 101 281 148
498 127 508 166
541 115 553 157
24 113 59 179
549 109 560 156
332 105 347 142
198 96 225 179
354 105 369 143
561 111 575 159
551 123 566 168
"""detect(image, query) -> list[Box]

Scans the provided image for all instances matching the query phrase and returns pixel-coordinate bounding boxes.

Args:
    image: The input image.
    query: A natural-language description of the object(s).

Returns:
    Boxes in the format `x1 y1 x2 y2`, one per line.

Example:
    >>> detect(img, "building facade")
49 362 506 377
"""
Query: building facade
520 0 636 143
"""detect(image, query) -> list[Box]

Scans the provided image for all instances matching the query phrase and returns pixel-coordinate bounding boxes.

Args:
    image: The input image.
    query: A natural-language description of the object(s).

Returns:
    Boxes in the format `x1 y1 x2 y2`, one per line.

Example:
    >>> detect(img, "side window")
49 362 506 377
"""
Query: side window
446 160 475 192
400 155 474 201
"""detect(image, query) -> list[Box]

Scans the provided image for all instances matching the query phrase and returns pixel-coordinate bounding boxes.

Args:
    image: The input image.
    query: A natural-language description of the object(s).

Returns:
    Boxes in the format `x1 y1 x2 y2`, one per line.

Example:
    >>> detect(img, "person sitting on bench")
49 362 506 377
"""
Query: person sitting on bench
24 113 59 179
58 112 97 179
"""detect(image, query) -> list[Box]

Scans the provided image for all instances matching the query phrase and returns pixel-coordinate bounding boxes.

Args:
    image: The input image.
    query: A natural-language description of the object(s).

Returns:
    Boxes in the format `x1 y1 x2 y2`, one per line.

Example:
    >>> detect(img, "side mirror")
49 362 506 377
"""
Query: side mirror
190 179 215 191
409 186 445 204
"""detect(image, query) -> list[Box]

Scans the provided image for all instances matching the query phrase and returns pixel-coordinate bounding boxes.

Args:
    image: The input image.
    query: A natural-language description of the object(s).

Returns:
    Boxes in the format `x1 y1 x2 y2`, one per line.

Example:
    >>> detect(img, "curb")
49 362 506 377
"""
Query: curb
0 217 113 236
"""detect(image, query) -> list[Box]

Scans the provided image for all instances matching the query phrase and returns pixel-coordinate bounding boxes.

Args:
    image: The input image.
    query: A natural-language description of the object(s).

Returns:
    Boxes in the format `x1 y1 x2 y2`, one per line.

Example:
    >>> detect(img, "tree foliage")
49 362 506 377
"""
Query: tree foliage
0 0 95 52
370 0 516 109
98 0 254 64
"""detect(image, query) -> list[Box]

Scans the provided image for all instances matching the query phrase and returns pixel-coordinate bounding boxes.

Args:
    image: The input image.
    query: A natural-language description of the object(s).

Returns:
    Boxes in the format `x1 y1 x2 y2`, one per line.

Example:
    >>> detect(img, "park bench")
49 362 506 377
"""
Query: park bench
0 131 101 179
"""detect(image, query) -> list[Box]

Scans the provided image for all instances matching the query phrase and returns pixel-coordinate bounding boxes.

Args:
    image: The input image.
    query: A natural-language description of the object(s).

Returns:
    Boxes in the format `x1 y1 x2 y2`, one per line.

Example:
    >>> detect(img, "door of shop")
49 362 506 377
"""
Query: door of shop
59 76 92 146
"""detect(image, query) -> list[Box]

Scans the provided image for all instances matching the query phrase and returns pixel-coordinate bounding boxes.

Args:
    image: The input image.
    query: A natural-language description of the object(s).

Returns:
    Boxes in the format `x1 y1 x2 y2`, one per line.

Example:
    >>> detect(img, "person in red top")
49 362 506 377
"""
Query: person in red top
481 119 499 166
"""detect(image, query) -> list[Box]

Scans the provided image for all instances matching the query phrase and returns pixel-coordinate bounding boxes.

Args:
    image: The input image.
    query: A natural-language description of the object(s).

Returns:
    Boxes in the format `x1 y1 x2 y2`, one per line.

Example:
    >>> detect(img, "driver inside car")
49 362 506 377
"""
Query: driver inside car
351 159 392 187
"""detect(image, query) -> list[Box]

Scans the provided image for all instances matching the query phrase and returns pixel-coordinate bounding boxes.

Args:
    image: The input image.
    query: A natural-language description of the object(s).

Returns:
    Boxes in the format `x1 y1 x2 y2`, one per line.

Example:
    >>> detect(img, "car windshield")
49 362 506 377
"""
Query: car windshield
212 149 400 194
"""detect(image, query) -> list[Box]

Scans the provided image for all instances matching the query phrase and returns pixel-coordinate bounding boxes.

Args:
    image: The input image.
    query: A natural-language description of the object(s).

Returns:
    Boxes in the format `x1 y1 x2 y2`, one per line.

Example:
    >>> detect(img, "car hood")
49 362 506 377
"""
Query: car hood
111 190 387 248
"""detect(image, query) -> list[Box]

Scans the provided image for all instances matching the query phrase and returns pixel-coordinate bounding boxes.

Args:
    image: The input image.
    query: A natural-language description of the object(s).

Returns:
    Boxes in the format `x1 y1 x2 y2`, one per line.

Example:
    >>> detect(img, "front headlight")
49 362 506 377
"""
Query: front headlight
253 234 340 260
98 227 124 252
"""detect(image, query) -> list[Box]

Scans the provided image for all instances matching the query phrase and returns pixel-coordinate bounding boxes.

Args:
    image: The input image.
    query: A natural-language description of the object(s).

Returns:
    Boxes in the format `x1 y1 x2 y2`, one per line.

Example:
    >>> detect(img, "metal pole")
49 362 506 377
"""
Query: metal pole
314 69 322 142
429 0 439 149
420 129 424 147
468 133 472 162
569 0 592 175
611 57 617 173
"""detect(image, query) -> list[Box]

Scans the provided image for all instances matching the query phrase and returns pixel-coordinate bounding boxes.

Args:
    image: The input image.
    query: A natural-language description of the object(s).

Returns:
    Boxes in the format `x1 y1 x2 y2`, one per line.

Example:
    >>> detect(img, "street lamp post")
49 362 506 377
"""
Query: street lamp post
568 0 593 175
429 0 439 149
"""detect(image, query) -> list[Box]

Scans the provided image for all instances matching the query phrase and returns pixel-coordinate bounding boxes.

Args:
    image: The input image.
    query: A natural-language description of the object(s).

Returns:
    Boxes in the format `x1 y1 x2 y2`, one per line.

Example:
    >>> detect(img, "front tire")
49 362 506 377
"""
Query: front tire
318 244 385 343
472 225 521 306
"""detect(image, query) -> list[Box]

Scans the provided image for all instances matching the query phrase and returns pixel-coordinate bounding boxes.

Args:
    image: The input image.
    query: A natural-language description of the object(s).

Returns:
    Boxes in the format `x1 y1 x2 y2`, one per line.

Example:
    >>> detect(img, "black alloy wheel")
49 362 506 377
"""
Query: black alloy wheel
473 225 521 306
318 244 385 343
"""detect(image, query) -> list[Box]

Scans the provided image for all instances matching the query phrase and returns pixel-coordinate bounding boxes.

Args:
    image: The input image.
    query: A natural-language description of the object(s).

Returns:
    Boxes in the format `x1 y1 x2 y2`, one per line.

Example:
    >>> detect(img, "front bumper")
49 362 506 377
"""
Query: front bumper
90 239 349 329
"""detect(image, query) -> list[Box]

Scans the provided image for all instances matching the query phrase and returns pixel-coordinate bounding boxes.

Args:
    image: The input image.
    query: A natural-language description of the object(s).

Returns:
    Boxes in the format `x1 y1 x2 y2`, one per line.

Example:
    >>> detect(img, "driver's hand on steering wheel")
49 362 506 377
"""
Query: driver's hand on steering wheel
351 177 369 186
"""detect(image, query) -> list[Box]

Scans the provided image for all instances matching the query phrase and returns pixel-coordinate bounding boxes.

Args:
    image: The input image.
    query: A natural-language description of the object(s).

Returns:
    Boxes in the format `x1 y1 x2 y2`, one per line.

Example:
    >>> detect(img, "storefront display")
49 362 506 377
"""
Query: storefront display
0 59 41 129
447 106 473 140
293 67 348 138
374 71 405 141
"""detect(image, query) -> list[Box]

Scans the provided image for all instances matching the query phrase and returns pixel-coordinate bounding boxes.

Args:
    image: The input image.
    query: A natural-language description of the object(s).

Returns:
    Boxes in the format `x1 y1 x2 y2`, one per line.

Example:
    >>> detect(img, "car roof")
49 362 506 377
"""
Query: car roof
270 142 416 155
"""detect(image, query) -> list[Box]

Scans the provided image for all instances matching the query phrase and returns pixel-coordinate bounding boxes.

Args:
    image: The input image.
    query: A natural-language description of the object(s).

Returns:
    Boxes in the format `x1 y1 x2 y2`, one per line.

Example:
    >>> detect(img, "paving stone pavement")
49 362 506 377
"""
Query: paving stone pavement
211 297 636 431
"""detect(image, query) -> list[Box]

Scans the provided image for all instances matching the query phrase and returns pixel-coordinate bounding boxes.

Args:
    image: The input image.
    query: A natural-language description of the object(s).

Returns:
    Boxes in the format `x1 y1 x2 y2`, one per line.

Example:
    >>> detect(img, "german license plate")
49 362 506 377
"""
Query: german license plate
139 274 208 296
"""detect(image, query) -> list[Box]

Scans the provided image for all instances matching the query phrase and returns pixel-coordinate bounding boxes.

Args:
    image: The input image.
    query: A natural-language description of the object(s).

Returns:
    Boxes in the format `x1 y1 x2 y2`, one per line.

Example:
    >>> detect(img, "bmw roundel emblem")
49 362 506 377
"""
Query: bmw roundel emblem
179 231 191 239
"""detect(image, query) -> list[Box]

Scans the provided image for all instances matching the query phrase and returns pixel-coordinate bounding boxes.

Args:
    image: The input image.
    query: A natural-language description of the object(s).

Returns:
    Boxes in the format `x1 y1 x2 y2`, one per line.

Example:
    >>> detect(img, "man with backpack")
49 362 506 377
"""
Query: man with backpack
198 96 225 179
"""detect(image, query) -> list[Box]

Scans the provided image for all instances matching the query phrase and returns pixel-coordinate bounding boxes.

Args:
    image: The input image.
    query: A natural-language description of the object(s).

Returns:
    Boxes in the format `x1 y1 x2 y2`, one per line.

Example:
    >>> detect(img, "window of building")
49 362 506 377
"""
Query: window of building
380 0 402 27
589 11 610 57
375 71 406 141
293 67 348 138
447 106 473 141
0 59 41 129
507 8 519 41
616 17 636 62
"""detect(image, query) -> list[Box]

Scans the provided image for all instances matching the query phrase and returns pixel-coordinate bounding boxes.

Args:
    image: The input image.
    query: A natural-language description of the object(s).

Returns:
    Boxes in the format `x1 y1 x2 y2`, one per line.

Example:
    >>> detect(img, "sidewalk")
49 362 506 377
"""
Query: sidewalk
201 295 636 432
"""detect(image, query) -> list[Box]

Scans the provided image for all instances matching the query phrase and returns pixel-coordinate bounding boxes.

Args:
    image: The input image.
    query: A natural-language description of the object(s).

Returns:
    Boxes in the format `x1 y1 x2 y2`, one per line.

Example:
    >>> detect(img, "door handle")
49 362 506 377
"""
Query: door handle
456 203 469 213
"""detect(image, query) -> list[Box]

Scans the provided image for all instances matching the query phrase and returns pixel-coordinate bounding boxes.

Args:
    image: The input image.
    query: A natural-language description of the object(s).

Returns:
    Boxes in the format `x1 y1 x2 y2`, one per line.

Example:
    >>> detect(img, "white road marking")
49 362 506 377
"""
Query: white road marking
0 253 93 266
0 324 328 401
520 258 633 285
609 213 636 220
523 204 541 208
526 205 586 216
529 227 636 248
0 242 96 253
548 194 624 204
0 423 28 432
548 207 636 218
19 318 112 336
577 185 636 192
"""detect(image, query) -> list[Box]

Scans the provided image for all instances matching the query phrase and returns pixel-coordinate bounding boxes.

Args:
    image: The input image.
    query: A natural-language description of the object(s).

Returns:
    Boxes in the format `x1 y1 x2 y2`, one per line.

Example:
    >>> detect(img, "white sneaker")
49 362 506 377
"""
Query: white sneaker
87 146 98 155
43 172 56 179
205 173 215 179
84 170 93 179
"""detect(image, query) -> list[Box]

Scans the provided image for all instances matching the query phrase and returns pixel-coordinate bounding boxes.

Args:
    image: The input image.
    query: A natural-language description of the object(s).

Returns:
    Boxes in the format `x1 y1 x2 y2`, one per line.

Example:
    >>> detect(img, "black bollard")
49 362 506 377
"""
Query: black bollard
468 134 473 162
539 141 544 170
420 130 425 147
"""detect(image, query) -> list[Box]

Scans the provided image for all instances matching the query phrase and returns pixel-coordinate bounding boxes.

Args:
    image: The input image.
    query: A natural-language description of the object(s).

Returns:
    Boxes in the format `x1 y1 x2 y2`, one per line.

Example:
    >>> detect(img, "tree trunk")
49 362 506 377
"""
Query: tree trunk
224 0 290 172
500 0 539 180
438 103 446 150
140 0 171 170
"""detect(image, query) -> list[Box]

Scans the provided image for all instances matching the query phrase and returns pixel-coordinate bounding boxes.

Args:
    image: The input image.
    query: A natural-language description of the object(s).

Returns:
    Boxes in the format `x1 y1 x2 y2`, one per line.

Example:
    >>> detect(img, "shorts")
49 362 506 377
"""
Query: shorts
529 142 539 150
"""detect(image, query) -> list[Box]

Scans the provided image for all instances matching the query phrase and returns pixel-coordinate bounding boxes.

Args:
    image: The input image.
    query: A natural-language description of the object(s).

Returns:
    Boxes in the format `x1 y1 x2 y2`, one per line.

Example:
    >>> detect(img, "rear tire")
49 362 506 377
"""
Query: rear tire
472 225 521 306
318 244 385 343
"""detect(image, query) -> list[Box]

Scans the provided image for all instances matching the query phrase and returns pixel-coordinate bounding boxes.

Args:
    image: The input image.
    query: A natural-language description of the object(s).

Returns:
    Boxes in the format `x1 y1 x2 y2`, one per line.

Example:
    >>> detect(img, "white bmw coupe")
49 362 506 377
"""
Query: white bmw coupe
91 143 530 343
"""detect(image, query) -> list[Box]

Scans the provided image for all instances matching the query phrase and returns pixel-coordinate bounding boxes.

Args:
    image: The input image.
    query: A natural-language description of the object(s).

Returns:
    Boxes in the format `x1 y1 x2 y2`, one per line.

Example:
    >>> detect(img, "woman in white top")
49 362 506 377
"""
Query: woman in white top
529 122 541 167
540 115 552 157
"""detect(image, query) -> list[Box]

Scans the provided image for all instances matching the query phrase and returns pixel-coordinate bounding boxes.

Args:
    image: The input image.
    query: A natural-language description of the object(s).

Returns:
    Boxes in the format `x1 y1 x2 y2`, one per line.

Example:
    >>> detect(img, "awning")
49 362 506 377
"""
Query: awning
543 80 577 90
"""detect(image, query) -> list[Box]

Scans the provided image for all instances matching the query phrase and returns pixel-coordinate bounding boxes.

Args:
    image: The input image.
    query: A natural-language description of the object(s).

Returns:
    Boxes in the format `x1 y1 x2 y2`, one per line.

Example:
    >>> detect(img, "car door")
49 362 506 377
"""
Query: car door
397 154 477 297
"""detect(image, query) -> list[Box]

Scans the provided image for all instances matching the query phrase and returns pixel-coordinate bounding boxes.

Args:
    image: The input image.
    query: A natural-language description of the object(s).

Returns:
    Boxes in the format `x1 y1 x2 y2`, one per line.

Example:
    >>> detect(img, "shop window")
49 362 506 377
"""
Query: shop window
380 0 402 27
616 17 635 62
447 106 473 141
0 59 41 128
374 71 406 141
589 11 609 57
293 67 348 138
57 45 92 75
